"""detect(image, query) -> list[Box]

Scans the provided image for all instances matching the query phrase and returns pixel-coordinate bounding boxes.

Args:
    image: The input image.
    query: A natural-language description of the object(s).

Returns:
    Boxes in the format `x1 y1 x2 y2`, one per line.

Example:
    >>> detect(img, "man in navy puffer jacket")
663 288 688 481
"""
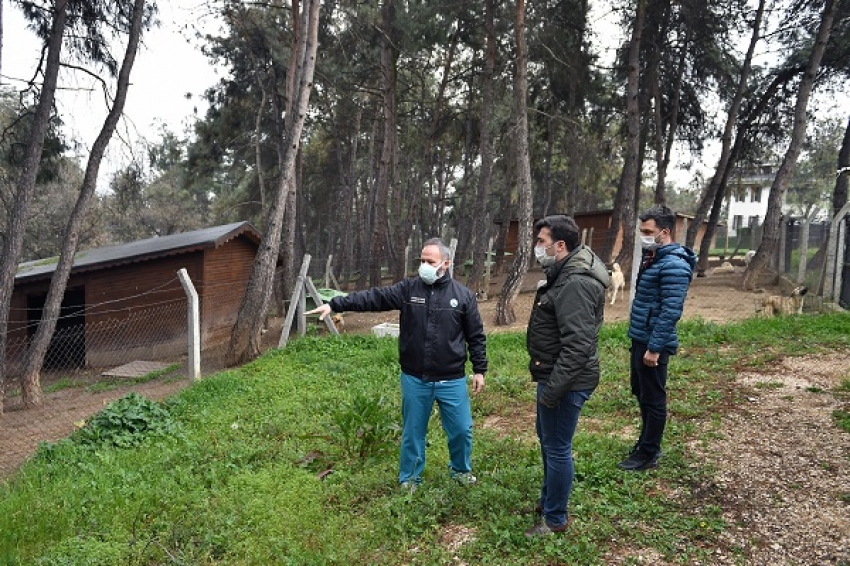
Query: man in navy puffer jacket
619 205 696 472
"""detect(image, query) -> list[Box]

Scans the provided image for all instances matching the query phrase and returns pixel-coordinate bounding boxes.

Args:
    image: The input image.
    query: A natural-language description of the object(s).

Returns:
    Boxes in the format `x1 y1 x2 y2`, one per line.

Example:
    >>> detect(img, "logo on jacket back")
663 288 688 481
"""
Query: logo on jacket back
450 298 458 308
411 296 425 304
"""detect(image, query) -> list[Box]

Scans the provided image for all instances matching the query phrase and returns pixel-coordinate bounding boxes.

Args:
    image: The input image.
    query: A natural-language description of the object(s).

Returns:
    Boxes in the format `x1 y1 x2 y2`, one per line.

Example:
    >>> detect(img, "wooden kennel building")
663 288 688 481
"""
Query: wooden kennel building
8 222 261 371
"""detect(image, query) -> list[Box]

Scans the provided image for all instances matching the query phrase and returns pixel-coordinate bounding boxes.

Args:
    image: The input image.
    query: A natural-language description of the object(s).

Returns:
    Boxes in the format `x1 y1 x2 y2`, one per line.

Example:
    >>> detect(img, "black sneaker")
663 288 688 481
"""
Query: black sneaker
617 449 660 471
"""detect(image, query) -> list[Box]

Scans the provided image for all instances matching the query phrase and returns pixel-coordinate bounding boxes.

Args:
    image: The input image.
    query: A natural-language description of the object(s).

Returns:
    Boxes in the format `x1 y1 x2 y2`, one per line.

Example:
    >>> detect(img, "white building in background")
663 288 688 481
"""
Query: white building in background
725 164 787 237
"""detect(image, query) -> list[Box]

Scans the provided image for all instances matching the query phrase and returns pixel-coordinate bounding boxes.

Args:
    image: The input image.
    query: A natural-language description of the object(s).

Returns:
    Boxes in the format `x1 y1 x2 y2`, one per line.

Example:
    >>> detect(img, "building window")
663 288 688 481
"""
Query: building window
733 215 743 230
751 187 762 202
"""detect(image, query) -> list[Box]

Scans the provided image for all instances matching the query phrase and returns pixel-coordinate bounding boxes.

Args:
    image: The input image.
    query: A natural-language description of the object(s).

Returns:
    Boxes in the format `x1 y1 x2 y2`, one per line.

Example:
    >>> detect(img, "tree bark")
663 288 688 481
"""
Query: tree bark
369 0 397 287
601 0 645 266
18 0 147 408
833 116 850 213
496 0 533 326
743 0 837 290
466 0 497 295
657 32 688 205
226 0 320 365
0 0 67 412
686 0 766 253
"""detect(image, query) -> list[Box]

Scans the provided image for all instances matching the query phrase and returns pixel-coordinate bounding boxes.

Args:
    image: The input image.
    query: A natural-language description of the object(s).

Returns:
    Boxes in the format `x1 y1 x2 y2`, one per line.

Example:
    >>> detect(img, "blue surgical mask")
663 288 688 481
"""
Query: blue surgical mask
418 262 442 285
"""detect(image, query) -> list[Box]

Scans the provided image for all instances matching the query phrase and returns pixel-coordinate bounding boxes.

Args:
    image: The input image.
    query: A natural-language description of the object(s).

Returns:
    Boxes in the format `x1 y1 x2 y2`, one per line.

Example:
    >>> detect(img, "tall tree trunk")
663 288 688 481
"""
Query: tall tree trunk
743 0 837 290
601 0 645 266
467 0 497 295
256 91 268 209
0 0 67 412
18 0 146 408
226 0 320 365
833 116 850 213
686 0 766 252
369 0 397 287
357 110 381 288
0 0 4 83
496 0 533 326
647 0 672 206
454 79 477 275
657 32 688 205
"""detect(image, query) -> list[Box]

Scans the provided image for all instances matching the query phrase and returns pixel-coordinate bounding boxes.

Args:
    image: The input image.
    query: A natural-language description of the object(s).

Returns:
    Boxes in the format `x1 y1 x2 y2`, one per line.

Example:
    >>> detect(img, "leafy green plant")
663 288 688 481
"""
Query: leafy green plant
834 410 850 434
70 392 177 448
329 391 400 460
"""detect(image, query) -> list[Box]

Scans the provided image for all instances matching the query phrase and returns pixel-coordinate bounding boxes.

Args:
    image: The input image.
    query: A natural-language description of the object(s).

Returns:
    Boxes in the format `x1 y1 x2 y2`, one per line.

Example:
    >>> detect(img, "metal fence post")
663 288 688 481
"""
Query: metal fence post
177 268 200 381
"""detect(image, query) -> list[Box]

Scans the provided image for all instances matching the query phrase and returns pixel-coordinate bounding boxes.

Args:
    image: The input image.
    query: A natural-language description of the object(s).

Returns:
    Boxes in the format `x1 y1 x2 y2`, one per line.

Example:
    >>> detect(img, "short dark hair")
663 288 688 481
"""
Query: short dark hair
639 205 676 232
534 215 580 251
422 237 452 261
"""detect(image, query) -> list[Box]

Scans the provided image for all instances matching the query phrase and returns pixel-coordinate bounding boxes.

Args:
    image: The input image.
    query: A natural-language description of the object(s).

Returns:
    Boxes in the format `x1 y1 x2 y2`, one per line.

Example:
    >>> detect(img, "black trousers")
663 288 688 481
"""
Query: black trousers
630 340 670 457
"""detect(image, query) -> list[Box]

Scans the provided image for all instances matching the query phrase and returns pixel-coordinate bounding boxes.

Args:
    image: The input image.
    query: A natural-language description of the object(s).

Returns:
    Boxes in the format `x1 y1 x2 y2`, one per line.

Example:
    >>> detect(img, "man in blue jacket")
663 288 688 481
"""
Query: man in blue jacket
306 238 487 490
619 205 696 472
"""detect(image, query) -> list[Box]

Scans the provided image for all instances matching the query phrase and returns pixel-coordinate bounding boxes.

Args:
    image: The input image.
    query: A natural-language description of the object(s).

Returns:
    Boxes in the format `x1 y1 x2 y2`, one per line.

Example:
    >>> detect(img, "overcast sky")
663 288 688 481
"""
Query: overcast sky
3 0 221 186
3 1 847 194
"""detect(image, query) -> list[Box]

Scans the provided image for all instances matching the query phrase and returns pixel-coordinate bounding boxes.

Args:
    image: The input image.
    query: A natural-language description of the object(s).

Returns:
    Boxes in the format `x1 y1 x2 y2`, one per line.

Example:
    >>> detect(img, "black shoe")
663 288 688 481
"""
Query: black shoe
617 449 660 471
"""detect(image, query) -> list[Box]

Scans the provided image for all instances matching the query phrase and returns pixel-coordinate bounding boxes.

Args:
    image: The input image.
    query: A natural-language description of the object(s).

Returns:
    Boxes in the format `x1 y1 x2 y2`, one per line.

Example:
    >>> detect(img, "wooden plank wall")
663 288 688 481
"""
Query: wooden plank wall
201 237 257 347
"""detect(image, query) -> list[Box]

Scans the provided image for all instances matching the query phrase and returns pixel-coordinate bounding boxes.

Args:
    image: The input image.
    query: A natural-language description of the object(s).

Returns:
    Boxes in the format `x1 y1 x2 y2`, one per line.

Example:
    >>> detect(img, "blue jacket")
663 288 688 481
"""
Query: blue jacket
628 243 696 354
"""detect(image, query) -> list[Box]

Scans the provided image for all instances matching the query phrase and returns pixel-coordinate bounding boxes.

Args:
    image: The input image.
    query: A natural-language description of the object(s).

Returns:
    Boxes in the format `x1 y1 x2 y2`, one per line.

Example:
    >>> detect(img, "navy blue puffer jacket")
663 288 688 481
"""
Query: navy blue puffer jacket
627 243 696 354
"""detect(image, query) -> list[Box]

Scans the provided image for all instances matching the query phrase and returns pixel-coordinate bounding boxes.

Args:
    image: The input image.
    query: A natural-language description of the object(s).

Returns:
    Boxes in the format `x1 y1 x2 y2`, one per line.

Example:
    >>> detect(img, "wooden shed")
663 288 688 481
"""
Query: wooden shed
498 210 720 260
8 222 261 372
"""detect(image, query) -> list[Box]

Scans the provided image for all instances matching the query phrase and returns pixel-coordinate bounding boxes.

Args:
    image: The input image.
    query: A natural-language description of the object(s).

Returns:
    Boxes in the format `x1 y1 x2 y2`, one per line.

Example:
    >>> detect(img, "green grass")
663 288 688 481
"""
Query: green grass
1 313 848 564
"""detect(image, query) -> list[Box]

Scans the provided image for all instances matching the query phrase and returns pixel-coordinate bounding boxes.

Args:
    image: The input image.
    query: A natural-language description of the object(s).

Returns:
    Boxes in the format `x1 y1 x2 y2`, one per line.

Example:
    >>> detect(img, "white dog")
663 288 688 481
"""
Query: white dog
609 263 626 305
712 261 736 275
743 249 756 265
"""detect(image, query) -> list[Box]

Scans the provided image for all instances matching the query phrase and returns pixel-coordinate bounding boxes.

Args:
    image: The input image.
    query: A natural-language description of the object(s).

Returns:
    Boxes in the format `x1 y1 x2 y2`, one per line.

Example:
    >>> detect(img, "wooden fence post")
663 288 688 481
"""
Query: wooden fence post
177 268 201 381
797 209 817 284
777 214 787 273
823 202 850 301
324 254 333 288
629 220 642 310
279 255 311 348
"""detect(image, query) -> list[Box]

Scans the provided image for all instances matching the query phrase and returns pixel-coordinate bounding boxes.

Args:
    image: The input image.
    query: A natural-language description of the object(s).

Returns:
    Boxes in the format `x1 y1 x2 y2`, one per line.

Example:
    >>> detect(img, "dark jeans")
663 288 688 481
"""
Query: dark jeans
630 340 670 457
536 385 593 528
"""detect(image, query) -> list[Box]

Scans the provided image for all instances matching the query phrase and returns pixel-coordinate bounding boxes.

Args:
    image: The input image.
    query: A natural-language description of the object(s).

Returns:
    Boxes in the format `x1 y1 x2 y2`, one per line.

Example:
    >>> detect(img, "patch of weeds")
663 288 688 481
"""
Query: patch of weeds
833 410 850 434
805 386 824 393
754 381 785 390
42 377 88 393
835 379 850 393
329 391 400 460
69 392 178 448
838 492 850 504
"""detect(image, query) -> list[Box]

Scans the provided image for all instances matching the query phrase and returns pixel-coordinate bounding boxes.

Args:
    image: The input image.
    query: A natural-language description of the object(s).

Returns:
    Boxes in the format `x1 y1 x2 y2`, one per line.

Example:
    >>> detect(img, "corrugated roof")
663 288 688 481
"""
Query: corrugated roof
15 221 261 283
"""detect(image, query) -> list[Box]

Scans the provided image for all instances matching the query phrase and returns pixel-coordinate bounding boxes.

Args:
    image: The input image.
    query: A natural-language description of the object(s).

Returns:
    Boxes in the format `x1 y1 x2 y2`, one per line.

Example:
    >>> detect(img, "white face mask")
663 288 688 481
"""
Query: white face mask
640 235 660 251
640 231 666 251
418 262 443 285
534 244 556 267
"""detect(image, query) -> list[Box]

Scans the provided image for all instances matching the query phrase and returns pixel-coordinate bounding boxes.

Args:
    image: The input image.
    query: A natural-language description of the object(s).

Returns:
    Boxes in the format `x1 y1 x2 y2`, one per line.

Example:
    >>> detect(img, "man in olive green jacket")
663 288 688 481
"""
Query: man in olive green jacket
523 214 610 537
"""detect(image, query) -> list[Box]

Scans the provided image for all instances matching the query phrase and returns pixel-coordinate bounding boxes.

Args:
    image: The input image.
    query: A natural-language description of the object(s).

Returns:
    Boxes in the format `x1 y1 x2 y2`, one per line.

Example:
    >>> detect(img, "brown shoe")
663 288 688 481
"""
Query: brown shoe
523 517 571 537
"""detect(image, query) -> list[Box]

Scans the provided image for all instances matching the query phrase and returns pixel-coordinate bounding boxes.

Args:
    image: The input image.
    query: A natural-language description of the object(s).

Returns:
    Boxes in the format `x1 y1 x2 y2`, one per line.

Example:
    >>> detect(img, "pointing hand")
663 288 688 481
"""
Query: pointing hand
305 303 333 320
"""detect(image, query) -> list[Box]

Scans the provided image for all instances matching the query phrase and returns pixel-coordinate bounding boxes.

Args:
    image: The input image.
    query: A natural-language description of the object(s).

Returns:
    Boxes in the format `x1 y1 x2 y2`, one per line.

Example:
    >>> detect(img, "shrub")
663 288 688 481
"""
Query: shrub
70 392 177 448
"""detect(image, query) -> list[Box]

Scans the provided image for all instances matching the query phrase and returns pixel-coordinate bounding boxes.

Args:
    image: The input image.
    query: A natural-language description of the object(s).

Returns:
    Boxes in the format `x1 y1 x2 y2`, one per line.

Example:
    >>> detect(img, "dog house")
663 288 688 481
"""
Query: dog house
7 222 262 373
